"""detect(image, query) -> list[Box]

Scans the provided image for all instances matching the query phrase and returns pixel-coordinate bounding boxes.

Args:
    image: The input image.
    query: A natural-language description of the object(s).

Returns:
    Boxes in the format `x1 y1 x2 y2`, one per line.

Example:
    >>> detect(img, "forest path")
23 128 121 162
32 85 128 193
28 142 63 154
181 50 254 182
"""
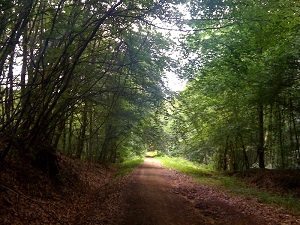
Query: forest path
119 158 300 225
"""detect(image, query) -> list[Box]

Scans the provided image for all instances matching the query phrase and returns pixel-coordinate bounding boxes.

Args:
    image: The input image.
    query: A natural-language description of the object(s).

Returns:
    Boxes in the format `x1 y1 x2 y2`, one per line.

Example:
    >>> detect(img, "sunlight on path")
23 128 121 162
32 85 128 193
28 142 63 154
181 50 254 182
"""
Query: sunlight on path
144 157 162 165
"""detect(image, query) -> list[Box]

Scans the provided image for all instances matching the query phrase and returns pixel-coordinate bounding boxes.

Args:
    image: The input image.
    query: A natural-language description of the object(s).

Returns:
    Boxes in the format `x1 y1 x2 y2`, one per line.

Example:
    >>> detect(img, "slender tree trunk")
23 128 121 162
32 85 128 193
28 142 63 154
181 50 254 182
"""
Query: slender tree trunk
68 114 74 156
0 0 34 76
223 139 229 171
292 111 300 159
53 119 66 149
98 124 116 163
88 108 94 160
240 135 249 170
289 96 300 166
268 105 274 168
257 104 265 168
76 102 88 159
109 141 117 163
62 121 67 154
6 51 15 123
20 27 28 100
276 104 285 169
98 135 109 163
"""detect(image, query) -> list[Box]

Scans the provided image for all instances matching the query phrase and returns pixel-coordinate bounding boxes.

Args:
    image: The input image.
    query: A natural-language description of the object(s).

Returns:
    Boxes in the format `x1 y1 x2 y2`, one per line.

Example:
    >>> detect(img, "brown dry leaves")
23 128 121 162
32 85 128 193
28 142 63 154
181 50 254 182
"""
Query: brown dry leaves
1 155 300 225
0 154 124 225
167 169 300 225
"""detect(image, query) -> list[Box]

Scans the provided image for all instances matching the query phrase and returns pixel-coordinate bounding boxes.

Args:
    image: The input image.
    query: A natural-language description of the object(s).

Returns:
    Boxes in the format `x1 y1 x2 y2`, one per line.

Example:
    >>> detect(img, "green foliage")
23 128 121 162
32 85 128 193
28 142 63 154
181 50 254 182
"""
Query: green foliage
114 157 144 177
213 175 300 212
0 0 187 166
158 157 300 212
168 0 300 170
146 151 160 157
157 156 214 177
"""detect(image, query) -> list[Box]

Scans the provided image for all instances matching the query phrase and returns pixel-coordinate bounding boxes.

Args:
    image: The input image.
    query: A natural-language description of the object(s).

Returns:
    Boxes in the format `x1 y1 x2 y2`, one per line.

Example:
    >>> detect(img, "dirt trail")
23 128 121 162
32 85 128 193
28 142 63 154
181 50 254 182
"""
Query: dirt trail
120 158 300 225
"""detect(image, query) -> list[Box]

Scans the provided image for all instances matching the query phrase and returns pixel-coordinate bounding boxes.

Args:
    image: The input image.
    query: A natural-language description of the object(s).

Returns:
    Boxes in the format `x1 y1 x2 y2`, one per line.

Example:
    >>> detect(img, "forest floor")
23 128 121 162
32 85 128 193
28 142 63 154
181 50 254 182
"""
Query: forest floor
1 155 300 224
120 158 300 225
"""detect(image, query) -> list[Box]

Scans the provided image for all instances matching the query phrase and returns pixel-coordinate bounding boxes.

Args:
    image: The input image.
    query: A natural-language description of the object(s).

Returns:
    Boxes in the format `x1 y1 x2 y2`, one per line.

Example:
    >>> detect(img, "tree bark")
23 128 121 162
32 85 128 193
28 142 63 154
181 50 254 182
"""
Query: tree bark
240 135 249 170
5 51 15 123
257 104 265 169
76 102 88 159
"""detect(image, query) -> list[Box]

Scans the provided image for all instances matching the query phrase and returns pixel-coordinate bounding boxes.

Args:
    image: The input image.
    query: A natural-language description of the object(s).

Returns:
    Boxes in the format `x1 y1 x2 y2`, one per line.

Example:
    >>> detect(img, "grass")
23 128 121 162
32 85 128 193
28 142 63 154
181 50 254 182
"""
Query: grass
215 175 300 211
156 156 300 212
157 156 215 179
145 151 159 157
114 157 144 177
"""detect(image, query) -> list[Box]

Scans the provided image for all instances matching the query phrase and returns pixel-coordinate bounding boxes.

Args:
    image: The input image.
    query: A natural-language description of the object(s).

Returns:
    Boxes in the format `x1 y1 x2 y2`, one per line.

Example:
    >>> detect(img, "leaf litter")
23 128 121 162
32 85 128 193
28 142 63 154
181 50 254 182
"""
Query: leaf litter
1 155 300 224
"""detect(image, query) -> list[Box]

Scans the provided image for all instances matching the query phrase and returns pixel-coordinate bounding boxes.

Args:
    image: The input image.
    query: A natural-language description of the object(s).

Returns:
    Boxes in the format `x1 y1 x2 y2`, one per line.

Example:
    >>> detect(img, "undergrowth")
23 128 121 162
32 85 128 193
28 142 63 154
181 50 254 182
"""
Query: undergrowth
114 157 144 176
157 156 300 212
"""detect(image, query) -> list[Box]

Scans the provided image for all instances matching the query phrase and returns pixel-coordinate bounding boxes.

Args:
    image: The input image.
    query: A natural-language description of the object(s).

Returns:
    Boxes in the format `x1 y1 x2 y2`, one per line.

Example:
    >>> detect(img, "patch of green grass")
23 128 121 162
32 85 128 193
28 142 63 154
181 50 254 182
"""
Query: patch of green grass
157 156 300 212
227 181 300 212
157 156 215 180
146 151 159 157
114 157 144 177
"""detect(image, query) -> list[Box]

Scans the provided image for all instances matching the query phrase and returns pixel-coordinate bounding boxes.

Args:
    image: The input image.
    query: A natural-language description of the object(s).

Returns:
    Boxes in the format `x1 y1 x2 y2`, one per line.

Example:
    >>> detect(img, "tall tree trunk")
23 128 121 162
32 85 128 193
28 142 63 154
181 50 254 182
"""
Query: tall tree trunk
257 104 265 168
5 51 15 123
268 105 274 168
240 135 249 170
20 26 28 101
278 108 285 169
290 96 300 166
292 111 300 160
222 139 229 171
88 108 94 160
62 121 67 154
68 114 74 156
52 119 66 149
76 103 88 159
98 124 116 163
0 0 34 77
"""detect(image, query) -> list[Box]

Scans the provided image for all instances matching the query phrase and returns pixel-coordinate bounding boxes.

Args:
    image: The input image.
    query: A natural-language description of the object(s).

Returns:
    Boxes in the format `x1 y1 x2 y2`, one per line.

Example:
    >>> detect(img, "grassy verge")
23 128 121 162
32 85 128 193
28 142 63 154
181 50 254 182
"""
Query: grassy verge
157 156 215 179
114 157 144 177
157 156 300 212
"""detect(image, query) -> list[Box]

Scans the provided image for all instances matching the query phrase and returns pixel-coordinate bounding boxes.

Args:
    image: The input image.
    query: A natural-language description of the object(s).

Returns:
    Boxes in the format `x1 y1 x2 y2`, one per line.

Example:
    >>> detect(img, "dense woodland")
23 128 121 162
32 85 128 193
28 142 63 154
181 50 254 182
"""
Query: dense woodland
168 0 300 171
0 0 300 174
0 0 184 175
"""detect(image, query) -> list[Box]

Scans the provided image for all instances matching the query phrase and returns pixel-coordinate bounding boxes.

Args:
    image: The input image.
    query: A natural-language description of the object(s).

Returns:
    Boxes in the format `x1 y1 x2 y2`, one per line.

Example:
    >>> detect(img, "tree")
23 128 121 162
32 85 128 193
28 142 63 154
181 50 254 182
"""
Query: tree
0 0 187 173
171 0 300 170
